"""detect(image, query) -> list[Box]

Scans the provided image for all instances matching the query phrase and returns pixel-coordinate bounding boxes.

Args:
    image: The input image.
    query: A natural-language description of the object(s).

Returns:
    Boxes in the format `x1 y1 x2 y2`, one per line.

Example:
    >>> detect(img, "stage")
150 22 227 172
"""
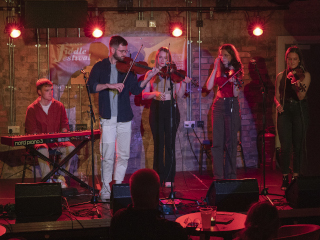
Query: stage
1 168 320 240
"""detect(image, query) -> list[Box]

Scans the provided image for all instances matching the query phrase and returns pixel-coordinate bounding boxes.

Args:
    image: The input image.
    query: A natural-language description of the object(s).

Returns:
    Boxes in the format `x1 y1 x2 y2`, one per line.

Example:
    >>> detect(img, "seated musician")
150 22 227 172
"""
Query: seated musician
25 79 77 187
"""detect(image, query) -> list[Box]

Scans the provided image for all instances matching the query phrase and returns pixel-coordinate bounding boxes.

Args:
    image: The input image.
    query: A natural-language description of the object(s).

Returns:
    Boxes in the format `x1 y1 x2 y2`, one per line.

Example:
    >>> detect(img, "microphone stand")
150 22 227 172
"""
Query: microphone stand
168 62 175 200
252 61 283 205
75 70 101 218
164 62 199 207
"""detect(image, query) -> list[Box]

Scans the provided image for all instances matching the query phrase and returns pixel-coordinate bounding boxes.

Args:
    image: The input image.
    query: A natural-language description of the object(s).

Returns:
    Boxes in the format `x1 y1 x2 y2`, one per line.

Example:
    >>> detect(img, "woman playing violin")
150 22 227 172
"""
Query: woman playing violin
142 47 191 187
275 46 311 190
206 44 243 180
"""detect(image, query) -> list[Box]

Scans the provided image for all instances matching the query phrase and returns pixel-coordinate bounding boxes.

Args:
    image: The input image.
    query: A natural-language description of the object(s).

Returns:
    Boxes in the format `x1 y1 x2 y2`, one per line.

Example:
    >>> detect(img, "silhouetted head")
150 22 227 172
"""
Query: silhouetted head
130 169 160 209
239 201 279 240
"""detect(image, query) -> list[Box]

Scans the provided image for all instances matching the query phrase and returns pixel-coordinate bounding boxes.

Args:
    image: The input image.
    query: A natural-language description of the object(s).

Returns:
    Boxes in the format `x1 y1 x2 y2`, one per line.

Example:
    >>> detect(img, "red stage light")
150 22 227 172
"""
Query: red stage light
172 27 183 37
247 21 265 37
92 28 103 38
5 22 22 38
84 17 105 38
170 22 184 37
10 29 21 38
253 26 263 36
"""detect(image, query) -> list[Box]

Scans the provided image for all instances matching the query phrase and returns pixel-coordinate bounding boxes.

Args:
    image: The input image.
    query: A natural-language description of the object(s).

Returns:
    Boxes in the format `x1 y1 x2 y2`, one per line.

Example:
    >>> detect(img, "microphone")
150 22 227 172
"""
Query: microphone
165 61 174 66
80 69 88 80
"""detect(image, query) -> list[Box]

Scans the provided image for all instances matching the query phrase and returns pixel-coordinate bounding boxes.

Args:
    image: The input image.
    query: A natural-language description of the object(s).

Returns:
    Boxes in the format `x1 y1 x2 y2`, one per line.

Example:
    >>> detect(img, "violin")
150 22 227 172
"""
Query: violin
218 58 244 89
288 67 305 84
159 63 199 87
116 57 152 75
287 67 306 92
219 67 243 90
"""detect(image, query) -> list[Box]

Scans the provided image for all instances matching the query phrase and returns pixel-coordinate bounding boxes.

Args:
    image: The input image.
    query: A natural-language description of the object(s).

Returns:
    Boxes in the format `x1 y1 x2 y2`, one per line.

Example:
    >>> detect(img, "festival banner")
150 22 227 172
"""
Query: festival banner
49 36 187 124
49 36 187 86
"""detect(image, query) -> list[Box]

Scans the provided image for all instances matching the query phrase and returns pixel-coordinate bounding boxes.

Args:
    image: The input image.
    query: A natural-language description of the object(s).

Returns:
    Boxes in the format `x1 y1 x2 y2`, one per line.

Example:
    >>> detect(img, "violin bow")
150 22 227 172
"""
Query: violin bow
122 44 143 84
218 68 242 90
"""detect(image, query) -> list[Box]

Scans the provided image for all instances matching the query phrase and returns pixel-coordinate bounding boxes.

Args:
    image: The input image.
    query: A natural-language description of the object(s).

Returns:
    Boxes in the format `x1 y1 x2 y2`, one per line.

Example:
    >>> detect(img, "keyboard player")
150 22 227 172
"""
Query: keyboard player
25 78 77 187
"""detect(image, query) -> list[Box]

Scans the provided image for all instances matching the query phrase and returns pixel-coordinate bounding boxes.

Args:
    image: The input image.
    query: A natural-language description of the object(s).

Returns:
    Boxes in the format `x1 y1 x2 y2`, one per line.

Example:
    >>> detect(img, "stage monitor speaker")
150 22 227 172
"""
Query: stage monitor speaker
111 184 132 216
206 178 259 212
22 1 88 28
15 183 62 223
285 176 320 209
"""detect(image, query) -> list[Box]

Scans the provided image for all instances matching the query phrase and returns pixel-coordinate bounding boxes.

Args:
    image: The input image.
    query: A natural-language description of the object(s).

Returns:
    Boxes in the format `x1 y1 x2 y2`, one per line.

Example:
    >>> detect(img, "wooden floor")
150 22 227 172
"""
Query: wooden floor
0 167 319 240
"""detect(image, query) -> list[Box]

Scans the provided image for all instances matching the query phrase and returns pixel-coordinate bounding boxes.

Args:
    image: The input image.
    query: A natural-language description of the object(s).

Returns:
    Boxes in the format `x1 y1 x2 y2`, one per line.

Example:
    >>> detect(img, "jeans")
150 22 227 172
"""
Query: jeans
211 97 241 179
277 99 308 174
100 117 132 195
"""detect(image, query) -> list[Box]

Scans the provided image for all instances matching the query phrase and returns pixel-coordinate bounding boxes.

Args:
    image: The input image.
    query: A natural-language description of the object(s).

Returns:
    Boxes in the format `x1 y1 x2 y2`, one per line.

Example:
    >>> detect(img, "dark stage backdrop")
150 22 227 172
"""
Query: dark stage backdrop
284 43 320 176
302 44 320 176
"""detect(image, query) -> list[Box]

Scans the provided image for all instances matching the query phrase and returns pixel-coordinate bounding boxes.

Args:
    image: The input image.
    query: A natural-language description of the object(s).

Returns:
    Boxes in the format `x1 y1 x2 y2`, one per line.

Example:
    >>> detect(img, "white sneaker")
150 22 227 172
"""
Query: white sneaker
57 176 68 188
100 191 110 202
165 182 173 188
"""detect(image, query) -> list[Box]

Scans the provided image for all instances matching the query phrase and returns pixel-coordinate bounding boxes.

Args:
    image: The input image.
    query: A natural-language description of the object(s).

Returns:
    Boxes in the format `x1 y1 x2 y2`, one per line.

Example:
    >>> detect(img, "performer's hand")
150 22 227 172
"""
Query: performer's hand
293 79 301 87
214 57 221 69
148 67 160 79
107 83 124 92
287 72 297 84
156 92 166 101
183 77 192 84
276 104 284 113
229 76 237 83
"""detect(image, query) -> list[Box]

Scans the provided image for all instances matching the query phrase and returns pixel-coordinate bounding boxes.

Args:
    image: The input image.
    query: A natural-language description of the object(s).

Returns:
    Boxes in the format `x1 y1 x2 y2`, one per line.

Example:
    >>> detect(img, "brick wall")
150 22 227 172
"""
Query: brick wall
0 0 319 179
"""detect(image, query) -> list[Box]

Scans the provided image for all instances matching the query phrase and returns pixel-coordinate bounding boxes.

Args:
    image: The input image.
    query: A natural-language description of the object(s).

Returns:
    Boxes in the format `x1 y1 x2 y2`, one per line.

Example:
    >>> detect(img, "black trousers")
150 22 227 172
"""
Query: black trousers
149 99 180 184
277 99 308 174
211 97 240 179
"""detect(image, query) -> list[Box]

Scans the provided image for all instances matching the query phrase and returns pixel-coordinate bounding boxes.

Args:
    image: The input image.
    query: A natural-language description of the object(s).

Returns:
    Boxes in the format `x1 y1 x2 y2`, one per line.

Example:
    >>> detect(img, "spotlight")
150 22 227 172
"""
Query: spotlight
5 22 22 39
253 27 263 36
247 17 265 37
170 22 184 37
92 28 103 38
84 17 105 38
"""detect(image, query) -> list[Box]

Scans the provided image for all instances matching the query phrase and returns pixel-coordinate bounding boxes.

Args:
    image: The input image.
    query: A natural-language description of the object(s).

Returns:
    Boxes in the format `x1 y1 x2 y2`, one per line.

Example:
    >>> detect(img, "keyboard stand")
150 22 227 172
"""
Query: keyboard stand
27 138 99 193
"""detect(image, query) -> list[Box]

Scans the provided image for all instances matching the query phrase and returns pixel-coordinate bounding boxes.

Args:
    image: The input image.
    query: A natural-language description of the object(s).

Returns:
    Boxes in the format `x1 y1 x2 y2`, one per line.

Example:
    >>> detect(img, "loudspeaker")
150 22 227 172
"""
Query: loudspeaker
22 1 87 28
206 178 259 212
15 183 62 223
111 184 132 216
286 176 320 208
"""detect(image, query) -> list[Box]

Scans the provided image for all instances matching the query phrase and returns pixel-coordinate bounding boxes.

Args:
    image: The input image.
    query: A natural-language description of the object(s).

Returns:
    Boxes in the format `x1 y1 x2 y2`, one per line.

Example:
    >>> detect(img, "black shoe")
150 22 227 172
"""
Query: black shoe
281 175 289 191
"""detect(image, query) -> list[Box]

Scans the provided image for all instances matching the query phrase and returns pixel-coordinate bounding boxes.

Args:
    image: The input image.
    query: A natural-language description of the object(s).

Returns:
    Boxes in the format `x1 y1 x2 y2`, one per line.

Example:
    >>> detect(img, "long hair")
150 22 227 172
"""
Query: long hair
155 47 172 68
285 46 307 72
237 202 279 240
219 44 244 78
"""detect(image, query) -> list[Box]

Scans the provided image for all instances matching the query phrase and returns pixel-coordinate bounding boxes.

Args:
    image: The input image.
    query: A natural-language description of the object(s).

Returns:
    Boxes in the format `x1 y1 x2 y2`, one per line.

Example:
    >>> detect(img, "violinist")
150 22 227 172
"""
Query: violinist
274 46 311 190
206 44 243 180
142 47 191 187
87 35 158 202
